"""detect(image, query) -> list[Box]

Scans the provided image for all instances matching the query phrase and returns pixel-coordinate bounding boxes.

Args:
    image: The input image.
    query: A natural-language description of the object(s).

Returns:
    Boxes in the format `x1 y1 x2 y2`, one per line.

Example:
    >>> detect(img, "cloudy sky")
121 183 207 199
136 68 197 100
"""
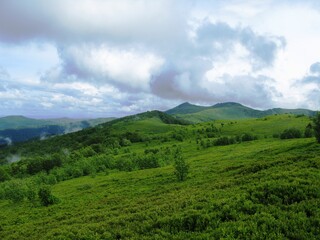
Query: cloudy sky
0 0 319 118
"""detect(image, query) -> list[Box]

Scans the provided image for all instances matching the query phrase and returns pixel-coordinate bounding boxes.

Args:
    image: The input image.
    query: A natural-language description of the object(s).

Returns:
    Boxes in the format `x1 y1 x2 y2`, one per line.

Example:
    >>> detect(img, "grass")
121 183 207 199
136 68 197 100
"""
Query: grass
0 113 319 239
214 114 311 137
111 117 180 134
1 138 320 239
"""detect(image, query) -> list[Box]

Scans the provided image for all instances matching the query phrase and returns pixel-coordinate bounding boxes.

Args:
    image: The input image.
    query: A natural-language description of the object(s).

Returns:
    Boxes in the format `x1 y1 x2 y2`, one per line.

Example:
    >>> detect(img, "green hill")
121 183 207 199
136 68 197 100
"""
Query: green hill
0 116 115 145
0 111 319 239
0 116 115 130
167 102 316 123
264 108 316 116
165 102 208 115
0 116 50 130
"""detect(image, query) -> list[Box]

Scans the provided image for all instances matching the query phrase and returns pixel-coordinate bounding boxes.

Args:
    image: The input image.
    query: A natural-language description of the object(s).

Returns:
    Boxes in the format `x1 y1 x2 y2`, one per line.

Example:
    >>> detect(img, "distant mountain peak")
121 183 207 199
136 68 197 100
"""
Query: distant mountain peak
179 102 192 106
166 101 316 123
166 102 207 115
1 115 30 120
212 102 244 108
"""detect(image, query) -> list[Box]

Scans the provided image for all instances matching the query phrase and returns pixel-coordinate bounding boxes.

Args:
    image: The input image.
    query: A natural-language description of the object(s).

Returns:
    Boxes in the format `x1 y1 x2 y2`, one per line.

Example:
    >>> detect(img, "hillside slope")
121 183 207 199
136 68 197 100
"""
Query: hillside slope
167 102 316 123
0 113 319 239
0 116 115 145
0 116 115 130
165 102 208 115
0 111 188 160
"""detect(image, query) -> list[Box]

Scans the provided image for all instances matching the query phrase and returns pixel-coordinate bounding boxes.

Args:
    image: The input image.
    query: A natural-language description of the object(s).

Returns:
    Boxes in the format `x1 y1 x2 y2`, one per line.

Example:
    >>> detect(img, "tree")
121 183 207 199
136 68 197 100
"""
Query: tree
173 149 189 181
314 112 320 143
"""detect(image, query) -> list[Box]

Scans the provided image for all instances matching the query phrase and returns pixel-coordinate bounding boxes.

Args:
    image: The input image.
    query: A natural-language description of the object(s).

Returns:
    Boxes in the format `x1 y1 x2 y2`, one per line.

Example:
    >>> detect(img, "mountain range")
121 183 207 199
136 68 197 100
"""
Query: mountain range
0 102 317 146
0 116 115 146
166 102 316 123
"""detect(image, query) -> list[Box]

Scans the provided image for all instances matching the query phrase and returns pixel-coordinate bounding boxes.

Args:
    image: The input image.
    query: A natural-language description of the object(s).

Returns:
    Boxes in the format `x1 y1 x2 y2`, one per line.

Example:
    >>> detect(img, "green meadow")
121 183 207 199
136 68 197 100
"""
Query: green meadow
0 113 320 239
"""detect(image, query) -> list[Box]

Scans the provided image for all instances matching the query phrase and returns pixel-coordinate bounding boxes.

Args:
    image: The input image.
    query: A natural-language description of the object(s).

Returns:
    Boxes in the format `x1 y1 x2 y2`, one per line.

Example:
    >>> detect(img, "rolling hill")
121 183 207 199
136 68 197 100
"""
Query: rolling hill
0 116 116 130
0 109 319 239
165 102 208 115
0 116 115 145
166 102 317 123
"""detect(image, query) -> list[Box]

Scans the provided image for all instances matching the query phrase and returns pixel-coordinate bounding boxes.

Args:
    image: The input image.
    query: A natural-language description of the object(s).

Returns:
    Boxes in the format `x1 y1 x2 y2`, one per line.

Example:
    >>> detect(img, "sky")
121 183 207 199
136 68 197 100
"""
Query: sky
0 0 319 118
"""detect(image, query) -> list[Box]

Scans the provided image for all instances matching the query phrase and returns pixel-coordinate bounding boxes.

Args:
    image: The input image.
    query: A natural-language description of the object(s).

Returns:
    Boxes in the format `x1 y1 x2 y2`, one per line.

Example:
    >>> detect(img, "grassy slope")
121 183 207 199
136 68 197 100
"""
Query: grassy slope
170 103 316 123
111 117 179 134
0 114 319 239
175 105 263 123
215 114 310 137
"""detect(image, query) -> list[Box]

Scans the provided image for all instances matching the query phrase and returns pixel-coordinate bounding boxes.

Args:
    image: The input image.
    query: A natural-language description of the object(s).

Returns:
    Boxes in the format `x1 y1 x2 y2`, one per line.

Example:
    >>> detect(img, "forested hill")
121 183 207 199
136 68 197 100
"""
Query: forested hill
0 116 115 145
102 110 190 126
166 102 317 123
0 111 188 163
0 111 319 239
0 115 116 130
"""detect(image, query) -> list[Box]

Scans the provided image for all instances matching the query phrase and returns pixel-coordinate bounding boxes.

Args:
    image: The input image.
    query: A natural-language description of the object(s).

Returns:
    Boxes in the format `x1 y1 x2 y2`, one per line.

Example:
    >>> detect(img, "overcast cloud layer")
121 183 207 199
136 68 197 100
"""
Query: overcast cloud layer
0 0 319 118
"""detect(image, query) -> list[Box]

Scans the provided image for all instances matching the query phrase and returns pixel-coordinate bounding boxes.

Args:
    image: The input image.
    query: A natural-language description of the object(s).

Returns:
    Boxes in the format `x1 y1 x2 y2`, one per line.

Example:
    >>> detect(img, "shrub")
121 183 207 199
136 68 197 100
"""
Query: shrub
173 150 189 181
172 133 184 142
144 148 159 154
280 128 302 139
241 133 257 142
273 133 280 138
38 185 59 206
214 137 235 146
3 180 27 203
34 172 57 185
314 112 320 143
135 155 160 170
26 184 37 203
115 158 135 172
304 123 313 138
0 167 11 182
120 138 131 147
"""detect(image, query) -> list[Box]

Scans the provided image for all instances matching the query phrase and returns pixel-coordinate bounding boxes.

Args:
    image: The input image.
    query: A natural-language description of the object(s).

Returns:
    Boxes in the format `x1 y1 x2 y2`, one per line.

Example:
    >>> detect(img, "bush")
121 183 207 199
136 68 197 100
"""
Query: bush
304 123 313 138
273 133 280 138
26 184 37 203
214 137 235 146
241 133 257 142
115 158 135 172
3 180 27 203
314 113 320 143
38 185 59 206
120 138 131 147
0 167 11 182
173 150 189 181
135 155 160 170
280 128 302 139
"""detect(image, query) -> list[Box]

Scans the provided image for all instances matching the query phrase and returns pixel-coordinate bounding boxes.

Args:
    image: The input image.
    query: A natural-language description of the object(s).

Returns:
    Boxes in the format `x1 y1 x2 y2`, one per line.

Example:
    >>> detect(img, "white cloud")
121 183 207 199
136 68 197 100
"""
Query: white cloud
58 44 164 92
0 0 189 46
53 82 100 96
0 0 319 117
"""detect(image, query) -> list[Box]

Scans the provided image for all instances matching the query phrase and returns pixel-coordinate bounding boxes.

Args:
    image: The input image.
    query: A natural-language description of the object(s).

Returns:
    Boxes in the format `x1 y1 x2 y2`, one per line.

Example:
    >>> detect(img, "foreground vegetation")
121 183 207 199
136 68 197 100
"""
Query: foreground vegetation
0 112 319 239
